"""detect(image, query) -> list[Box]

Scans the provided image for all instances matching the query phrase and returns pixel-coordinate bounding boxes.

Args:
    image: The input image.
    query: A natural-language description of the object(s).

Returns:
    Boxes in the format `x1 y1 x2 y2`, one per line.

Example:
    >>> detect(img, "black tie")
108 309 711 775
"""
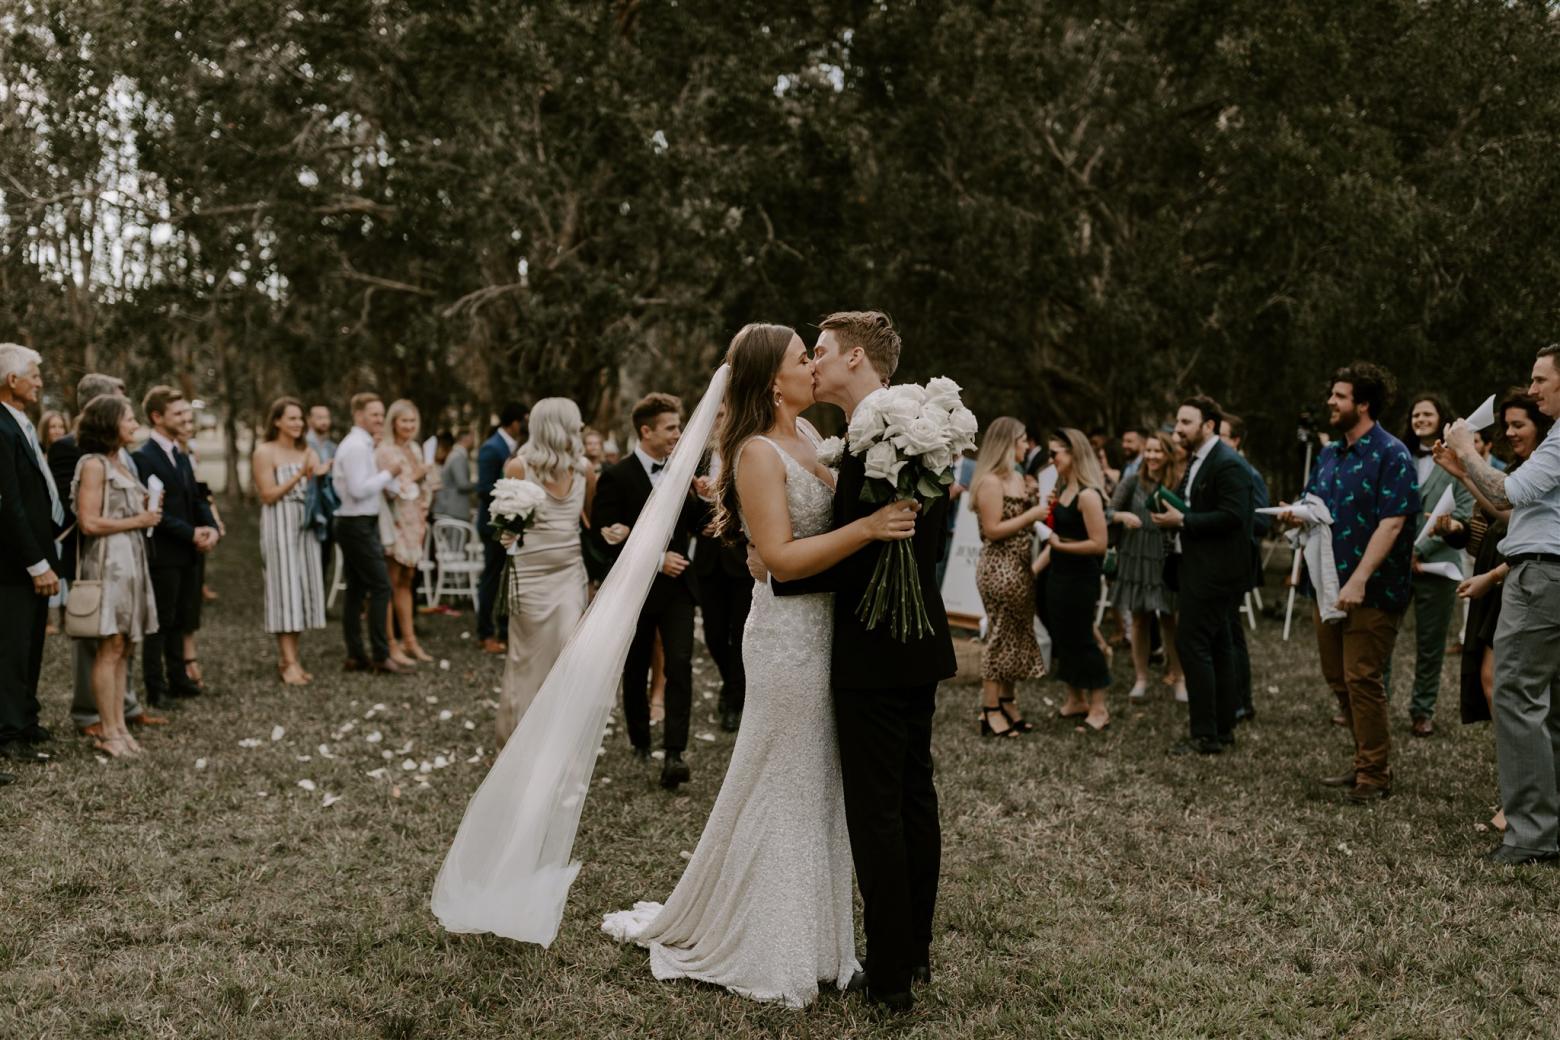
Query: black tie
651 461 665 475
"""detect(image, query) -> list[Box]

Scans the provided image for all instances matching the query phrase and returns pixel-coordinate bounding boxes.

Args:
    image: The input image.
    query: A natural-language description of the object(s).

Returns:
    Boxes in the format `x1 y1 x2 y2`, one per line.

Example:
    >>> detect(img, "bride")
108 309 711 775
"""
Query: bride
601 323 917 1007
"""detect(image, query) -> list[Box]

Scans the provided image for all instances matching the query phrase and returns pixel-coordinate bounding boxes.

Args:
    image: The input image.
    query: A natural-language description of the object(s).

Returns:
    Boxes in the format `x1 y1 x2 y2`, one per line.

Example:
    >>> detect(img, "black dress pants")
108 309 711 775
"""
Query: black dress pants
144 564 196 702
476 534 508 640
702 573 753 714
622 580 695 753
0 583 47 745
1176 588 1242 742
337 516 391 664
834 682 941 994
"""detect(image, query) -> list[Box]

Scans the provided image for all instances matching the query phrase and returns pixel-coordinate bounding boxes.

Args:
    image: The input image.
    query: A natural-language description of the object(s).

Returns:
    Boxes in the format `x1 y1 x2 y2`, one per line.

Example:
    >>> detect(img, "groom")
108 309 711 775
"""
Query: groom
772 311 956 1012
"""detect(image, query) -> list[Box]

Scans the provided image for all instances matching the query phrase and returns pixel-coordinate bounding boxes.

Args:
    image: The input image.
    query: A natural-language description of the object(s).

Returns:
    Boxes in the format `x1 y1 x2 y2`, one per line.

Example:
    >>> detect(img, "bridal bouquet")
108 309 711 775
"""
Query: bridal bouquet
490 477 548 555
847 377 979 641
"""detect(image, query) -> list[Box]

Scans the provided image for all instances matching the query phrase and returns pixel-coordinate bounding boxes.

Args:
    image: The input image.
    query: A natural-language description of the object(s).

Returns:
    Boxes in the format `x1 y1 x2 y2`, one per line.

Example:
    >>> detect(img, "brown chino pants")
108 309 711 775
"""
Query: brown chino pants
1314 605 1402 789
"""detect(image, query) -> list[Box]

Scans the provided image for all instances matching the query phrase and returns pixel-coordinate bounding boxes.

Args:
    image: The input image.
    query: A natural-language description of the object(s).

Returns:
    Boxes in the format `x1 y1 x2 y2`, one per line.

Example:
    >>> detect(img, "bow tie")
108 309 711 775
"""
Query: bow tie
650 461 665 475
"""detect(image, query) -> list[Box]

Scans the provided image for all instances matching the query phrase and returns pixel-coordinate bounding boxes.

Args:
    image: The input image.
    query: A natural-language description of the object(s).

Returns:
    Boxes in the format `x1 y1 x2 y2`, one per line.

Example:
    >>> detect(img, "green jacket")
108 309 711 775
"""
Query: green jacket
1413 458 1475 577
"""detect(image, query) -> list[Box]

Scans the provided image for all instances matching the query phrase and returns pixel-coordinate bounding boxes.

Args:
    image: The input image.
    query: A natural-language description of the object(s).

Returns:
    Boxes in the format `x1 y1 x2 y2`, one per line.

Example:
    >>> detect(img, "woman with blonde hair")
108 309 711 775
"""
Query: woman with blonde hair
1043 427 1112 730
971 417 1049 736
1107 431 1185 701
377 399 439 666
495 397 609 742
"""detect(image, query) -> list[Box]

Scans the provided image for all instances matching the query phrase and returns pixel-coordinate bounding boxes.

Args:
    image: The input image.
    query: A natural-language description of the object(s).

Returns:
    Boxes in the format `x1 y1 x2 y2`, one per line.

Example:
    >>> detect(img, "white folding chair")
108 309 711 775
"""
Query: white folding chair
1241 590 1258 631
1093 575 1110 627
431 518 485 609
327 543 349 609
416 524 437 604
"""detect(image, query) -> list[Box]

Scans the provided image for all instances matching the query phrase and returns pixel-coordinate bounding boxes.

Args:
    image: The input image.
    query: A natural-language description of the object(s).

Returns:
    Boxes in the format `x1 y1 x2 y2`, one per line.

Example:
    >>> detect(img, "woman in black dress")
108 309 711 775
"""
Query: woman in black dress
1042 428 1112 730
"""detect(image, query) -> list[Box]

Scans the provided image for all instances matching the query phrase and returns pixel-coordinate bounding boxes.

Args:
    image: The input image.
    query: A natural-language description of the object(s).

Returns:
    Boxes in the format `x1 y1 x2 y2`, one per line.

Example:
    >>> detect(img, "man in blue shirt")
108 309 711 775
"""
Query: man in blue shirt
1443 343 1560 864
1291 362 1419 804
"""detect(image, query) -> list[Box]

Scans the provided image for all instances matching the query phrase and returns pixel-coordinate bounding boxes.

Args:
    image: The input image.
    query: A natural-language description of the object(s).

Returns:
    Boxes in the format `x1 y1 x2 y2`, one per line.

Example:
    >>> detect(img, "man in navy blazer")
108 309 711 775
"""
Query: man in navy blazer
132 386 219 706
0 344 66 765
475 402 528 653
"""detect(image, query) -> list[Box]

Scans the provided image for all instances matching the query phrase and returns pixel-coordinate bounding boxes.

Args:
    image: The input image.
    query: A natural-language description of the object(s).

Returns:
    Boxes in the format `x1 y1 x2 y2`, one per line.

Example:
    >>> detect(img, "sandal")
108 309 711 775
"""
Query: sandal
998 698 1034 734
184 658 205 688
980 706 1017 738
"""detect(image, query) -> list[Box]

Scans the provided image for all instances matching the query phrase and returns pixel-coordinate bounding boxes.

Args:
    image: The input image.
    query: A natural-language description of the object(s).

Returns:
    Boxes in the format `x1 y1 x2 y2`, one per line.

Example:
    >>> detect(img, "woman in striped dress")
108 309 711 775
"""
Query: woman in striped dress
253 397 330 685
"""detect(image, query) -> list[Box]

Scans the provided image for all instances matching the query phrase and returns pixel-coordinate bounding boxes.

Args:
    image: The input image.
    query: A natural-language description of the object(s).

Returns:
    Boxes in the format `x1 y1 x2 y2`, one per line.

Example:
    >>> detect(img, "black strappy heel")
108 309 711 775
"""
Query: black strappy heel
980 706 1017 738
999 698 1034 733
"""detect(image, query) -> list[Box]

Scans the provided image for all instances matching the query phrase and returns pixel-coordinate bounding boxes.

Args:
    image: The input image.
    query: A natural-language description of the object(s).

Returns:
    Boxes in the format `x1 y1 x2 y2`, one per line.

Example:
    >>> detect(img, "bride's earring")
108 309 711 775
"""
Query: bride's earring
773 390 782 407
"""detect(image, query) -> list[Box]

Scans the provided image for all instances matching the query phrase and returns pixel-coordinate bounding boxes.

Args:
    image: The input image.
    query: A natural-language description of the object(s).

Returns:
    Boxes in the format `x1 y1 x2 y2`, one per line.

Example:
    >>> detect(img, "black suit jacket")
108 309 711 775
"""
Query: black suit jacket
772 447 957 691
589 454 702 603
47 432 83 581
0 405 61 586
131 439 215 570
1176 439 1255 598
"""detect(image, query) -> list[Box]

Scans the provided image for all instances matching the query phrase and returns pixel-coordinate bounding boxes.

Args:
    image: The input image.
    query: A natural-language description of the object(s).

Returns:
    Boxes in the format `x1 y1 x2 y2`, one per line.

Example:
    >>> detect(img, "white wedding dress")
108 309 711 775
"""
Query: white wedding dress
601 433 860 1008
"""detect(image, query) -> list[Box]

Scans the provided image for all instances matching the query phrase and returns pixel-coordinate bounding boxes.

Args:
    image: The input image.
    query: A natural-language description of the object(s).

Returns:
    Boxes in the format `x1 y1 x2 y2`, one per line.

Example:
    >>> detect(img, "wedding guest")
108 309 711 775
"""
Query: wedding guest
333 393 406 675
583 427 606 475
49 374 161 735
1290 363 1418 803
590 392 702 788
1109 431 1184 701
476 402 528 653
693 412 754 733
132 386 219 707
253 397 330 685
1474 428 1506 471
1097 438 1124 496
971 418 1049 737
178 428 219 686
1120 427 1145 482
71 394 161 758
434 428 477 521
378 399 438 666
1440 346 1560 864
38 411 66 454
306 403 339 576
1152 395 1254 756
1219 413 1270 723
0 344 64 764
1436 390 1552 833
1043 428 1111 731
495 398 607 743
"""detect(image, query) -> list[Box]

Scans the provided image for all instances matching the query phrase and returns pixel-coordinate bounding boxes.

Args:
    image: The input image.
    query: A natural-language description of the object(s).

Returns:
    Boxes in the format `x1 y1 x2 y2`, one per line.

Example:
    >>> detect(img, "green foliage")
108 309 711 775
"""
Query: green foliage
3 0 1557 491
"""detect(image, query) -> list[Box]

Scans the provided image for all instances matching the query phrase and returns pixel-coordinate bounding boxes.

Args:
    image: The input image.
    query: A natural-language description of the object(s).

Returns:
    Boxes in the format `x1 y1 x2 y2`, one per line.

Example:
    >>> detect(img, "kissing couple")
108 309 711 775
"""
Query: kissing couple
602 311 957 1011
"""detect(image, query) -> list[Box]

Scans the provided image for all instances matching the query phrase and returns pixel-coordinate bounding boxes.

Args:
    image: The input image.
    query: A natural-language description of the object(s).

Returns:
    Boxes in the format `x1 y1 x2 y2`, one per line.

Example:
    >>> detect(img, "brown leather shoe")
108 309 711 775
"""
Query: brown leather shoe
480 638 508 655
79 722 106 739
343 658 371 673
1411 717 1435 738
1319 768 1357 787
1346 783 1391 803
129 712 170 727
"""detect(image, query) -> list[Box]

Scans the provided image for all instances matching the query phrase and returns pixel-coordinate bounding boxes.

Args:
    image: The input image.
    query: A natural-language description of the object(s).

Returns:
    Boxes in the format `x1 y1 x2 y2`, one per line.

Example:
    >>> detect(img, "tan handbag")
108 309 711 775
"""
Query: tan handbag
64 457 111 639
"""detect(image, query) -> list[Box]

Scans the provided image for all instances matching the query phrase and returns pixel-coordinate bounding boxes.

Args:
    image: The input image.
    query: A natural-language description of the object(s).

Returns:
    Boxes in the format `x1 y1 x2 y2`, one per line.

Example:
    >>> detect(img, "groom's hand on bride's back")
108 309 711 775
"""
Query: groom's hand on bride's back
745 545 768 583
864 500 920 541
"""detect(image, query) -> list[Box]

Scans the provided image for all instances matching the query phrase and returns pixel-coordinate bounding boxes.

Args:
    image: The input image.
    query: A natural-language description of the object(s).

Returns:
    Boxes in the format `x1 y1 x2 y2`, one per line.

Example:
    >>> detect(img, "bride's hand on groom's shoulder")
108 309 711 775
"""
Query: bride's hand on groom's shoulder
863 499 918 542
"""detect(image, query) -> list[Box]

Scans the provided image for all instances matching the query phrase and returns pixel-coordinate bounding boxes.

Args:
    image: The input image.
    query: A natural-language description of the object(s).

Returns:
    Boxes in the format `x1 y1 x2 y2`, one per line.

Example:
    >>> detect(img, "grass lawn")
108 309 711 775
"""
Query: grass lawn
3 510 1557 1039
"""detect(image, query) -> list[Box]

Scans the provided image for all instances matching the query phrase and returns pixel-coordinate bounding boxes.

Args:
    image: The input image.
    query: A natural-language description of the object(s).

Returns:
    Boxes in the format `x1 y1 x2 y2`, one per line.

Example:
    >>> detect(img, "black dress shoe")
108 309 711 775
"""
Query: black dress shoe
169 682 203 699
1234 706 1256 724
1169 738 1223 756
1483 844 1558 866
719 708 741 733
866 987 914 1013
23 724 52 744
0 743 50 763
660 751 691 790
910 964 932 986
1319 768 1357 787
1345 783 1391 804
631 745 651 761
0 771 15 786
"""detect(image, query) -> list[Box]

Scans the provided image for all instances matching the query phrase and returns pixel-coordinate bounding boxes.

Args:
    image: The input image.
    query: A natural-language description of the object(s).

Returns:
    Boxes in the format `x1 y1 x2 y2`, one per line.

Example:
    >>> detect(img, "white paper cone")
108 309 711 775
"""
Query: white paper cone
1465 394 1496 431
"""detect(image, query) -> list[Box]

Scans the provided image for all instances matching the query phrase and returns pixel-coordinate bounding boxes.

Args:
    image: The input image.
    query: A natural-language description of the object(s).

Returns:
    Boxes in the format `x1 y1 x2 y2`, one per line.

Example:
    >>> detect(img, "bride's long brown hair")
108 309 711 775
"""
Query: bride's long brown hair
712 322 797 543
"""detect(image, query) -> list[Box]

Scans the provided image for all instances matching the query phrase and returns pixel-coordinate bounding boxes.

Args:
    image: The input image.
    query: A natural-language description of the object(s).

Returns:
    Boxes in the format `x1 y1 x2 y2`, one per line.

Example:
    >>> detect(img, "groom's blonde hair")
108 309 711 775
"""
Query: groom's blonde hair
819 310 900 380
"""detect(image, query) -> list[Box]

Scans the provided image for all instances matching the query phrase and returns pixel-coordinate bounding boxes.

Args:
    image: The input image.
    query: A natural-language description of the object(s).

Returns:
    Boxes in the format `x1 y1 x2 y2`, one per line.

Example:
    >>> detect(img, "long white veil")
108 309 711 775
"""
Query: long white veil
431 363 732 946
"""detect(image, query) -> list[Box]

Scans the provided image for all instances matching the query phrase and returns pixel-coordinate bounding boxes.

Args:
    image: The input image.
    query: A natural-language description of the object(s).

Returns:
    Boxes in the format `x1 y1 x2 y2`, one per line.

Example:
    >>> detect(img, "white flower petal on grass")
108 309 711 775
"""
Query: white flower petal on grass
1267 685 1279 694
599 776 612 785
365 731 383 744
401 759 418 771
651 750 665 761
438 710 453 721
463 720 476 731
297 779 317 792
418 761 433 774
237 738 262 749
425 695 439 705
465 753 482 764
296 755 312 763
380 750 394 760
195 758 207 770
270 725 286 742
366 768 388 780
433 755 450 769
317 744 335 759
696 733 716 742
397 740 414 754
679 850 693 861
439 659 451 671
322 793 341 808
460 631 470 640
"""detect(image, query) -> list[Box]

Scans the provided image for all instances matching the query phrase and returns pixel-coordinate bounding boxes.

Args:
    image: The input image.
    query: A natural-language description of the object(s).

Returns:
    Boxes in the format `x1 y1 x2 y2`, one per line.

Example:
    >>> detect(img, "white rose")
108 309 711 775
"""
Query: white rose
878 387 923 432
921 444 955 474
847 401 887 454
894 413 948 456
862 440 907 483
923 376 963 412
948 406 978 451
814 436 844 468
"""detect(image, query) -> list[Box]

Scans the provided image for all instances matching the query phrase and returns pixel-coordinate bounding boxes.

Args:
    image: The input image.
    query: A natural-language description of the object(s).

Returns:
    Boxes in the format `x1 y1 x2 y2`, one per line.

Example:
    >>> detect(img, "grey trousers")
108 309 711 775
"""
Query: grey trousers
1493 560 1560 853
69 639 144 728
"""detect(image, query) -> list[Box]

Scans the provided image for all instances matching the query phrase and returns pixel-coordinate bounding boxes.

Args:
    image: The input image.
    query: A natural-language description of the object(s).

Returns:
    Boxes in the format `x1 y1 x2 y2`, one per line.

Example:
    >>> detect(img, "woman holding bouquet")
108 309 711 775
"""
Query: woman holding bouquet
495 397 613 744
1044 428 1112 730
971 417 1049 737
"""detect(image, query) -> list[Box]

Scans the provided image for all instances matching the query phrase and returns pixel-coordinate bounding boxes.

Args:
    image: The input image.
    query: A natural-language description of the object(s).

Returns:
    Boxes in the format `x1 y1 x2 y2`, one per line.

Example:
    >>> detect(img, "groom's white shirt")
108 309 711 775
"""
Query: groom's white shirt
635 444 665 487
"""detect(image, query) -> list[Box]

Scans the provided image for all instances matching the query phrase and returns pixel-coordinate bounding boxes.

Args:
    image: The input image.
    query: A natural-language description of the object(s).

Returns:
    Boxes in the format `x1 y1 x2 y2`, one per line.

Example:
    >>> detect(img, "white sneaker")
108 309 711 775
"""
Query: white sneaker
1128 681 1148 702
1174 682 1188 703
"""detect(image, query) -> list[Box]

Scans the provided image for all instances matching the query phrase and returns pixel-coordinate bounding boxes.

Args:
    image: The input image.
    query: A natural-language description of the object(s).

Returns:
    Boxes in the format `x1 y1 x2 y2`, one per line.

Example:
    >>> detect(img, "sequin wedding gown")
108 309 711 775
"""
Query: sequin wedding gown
601 432 860 1008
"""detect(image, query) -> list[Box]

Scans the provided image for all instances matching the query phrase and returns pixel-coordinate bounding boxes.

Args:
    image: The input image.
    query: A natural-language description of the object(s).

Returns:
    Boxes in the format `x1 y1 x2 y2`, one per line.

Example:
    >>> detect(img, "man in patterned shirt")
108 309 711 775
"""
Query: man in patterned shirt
1291 362 1420 804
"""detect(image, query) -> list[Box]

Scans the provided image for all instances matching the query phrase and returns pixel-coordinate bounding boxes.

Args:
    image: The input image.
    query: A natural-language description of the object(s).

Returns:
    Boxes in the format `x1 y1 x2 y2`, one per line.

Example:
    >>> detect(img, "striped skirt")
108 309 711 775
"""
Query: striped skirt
261 473 327 634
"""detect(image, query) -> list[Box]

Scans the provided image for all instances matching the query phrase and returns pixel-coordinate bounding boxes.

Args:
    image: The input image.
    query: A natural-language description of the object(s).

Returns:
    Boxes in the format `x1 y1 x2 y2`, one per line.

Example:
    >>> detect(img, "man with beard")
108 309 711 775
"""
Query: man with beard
1288 363 1419 804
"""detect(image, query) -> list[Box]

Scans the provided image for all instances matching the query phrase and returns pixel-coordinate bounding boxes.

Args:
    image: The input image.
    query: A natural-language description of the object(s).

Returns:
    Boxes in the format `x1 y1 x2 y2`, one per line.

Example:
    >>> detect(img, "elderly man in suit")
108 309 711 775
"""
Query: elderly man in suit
1152 394 1255 756
132 385 220 707
0 343 66 767
475 402 528 654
